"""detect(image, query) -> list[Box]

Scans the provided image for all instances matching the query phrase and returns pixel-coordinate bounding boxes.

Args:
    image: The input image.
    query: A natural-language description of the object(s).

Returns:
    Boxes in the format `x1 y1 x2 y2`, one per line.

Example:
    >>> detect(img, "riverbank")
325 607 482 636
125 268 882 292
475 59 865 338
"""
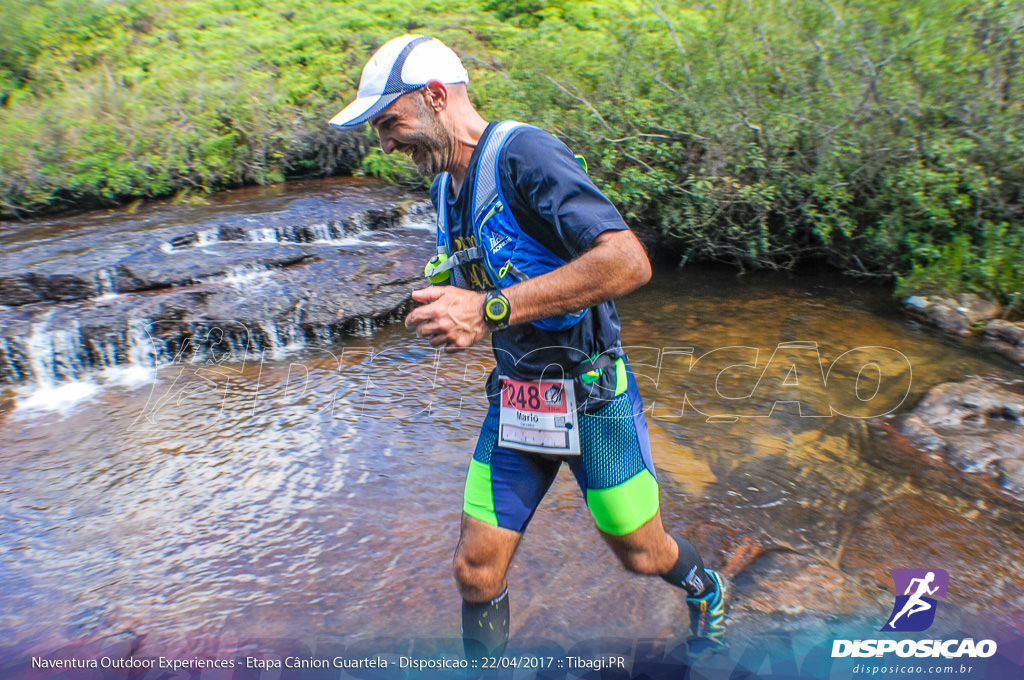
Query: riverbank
902 292 1024 366
3 0 1022 314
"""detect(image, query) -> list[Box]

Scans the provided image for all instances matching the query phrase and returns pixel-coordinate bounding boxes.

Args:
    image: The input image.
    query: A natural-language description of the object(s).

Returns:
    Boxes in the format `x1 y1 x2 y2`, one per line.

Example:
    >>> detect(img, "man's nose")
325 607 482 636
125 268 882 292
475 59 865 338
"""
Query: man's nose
379 134 396 154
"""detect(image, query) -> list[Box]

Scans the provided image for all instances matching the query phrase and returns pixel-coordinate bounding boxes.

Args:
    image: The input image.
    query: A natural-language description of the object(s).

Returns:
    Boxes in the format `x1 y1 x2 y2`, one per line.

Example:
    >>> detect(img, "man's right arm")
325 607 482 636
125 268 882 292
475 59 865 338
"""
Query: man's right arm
405 229 650 351
502 228 651 326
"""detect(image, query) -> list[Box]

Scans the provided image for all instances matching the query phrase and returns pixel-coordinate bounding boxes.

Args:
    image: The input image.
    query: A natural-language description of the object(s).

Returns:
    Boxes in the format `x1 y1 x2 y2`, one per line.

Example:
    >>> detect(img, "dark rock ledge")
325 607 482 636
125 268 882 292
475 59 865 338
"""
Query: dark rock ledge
0 202 434 386
903 293 1024 364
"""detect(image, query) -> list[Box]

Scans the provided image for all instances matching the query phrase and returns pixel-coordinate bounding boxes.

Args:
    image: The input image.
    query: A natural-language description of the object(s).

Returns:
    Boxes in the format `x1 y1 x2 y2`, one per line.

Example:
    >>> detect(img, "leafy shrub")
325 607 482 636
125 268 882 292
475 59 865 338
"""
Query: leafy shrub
1 0 1021 310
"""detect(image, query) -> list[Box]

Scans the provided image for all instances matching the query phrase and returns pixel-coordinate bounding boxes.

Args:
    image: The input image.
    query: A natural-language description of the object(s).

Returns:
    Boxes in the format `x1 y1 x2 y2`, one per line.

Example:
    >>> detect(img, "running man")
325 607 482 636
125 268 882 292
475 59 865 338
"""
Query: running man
888 571 939 628
329 34 729 661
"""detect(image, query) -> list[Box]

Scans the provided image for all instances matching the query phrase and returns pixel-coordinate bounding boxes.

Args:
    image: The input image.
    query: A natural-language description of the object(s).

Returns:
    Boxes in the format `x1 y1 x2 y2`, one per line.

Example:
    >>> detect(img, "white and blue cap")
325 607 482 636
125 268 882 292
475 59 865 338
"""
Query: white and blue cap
328 35 469 129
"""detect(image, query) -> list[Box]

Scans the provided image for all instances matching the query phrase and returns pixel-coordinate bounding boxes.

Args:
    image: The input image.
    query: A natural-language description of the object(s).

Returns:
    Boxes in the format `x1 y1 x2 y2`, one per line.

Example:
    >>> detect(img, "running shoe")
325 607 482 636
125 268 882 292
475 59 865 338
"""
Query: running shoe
685 569 730 659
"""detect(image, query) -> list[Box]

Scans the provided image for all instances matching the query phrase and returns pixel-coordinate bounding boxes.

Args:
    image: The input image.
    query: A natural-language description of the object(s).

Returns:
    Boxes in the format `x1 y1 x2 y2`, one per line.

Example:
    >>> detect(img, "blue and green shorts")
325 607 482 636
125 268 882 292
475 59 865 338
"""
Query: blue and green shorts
463 367 659 536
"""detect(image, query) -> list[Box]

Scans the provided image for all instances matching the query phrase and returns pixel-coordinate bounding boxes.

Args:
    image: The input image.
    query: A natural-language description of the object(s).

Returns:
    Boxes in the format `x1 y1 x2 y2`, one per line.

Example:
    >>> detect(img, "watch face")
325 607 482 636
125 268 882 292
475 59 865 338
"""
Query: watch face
486 296 509 321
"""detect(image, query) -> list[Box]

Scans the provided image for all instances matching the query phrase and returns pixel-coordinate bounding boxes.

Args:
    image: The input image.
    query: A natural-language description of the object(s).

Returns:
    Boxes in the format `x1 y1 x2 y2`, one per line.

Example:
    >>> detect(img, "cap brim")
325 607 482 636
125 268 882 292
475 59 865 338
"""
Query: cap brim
328 92 404 129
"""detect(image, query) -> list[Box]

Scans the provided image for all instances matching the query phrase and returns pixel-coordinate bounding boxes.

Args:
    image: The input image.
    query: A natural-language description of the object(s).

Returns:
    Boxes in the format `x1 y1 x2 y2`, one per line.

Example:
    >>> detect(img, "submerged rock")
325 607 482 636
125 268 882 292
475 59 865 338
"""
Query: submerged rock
894 379 1024 505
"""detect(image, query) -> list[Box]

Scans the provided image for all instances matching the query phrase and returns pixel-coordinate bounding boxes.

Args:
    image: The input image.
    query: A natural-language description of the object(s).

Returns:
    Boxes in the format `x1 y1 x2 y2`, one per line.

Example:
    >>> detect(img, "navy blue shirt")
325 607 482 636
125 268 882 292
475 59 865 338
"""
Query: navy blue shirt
430 122 632 409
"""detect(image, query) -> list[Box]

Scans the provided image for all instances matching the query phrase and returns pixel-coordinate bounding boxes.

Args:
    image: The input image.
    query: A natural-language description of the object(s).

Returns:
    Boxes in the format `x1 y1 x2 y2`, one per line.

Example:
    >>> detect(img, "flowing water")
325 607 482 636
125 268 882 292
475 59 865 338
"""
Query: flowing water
1 181 1023 669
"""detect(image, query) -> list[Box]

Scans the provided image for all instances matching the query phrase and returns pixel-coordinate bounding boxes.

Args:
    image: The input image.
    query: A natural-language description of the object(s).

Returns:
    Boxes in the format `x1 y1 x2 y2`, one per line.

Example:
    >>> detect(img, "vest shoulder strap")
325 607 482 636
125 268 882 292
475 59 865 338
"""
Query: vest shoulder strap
432 122 528 287
472 120 526 220
435 172 451 254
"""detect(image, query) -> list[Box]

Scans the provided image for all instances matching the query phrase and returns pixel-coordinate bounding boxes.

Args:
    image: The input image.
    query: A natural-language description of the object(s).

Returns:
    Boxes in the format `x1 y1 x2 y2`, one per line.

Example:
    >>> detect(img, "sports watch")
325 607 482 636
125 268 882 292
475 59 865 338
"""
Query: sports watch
483 290 511 329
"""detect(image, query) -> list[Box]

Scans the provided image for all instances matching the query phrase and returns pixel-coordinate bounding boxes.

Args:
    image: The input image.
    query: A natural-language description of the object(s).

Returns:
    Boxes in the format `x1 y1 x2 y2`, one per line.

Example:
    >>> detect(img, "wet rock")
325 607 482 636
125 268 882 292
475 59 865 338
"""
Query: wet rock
0 191 427 308
38 273 102 301
734 551 884 619
0 186 435 385
902 293 1002 337
928 302 973 335
216 223 249 241
115 243 312 292
0 272 100 307
840 492 1024 622
957 292 1002 322
903 293 1024 364
985 319 1024 347
903 295 930 312
0 275 46 306
0 234 433 385
983 319 1024 364
894 379 1024 504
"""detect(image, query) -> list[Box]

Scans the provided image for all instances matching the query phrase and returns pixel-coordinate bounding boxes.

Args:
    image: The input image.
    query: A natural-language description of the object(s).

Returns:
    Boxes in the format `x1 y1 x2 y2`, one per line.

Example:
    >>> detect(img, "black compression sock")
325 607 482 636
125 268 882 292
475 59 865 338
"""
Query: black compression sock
661 536 714 598
462 588 510 662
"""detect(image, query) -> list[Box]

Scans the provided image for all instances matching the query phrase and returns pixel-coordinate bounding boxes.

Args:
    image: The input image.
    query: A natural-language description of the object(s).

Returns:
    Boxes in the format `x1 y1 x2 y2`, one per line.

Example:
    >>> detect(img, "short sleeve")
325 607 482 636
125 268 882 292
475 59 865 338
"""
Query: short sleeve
499 126 627 259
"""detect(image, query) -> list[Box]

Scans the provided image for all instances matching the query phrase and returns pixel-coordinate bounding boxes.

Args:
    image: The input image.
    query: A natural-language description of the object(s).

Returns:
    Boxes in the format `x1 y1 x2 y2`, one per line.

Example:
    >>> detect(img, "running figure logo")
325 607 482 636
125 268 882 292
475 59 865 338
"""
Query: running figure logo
881 568 949 632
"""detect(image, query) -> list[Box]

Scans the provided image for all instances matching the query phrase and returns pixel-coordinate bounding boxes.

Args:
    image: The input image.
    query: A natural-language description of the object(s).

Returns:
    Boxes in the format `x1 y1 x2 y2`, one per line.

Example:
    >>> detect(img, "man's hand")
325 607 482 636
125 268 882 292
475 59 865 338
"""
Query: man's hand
405 286 489 352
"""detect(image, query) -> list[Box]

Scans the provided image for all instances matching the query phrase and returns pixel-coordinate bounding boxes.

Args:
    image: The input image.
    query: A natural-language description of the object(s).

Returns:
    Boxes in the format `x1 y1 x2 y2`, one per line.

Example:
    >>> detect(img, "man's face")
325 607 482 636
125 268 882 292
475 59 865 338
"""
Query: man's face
370 89 451 176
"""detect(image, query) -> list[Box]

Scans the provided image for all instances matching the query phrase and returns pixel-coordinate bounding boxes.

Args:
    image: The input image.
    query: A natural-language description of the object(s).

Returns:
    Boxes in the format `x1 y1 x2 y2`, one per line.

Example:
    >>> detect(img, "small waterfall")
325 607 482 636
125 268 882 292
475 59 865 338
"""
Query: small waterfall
0 337 25 382
400 200 435 230
344 211 371 234
306 222 335 241
0 191 424 412
13 319 100 412
126 320 160 370
95 268 118 298
259 321 307 358
89 336 121 369
5 318 162 404
350 317 376 337
156 208 421 251
3 311 403 410
150 204 416 254
195 228 220 246
208 220 351 245
26 318 90 389
281 324 307 352
247 227 279 243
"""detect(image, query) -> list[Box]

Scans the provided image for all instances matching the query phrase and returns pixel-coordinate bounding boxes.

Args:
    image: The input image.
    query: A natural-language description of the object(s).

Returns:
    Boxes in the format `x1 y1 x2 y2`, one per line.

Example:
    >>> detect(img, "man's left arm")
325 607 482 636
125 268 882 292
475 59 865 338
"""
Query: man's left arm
404 228 651 350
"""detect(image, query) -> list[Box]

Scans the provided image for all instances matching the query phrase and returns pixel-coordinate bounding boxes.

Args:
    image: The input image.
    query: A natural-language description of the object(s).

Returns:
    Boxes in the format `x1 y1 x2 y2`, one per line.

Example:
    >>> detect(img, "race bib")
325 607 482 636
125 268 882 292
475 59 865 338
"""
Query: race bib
498 376 581 455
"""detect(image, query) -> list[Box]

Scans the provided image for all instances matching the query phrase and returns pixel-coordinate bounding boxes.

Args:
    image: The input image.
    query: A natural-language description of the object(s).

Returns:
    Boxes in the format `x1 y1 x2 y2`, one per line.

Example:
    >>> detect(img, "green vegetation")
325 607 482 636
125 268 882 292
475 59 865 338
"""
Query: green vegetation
1 0 1022 307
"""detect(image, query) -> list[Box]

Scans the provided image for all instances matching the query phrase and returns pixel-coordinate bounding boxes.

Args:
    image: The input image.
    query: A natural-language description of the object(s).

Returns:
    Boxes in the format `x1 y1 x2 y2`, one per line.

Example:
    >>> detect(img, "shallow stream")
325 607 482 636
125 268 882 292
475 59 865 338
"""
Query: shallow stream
1 180 1022 667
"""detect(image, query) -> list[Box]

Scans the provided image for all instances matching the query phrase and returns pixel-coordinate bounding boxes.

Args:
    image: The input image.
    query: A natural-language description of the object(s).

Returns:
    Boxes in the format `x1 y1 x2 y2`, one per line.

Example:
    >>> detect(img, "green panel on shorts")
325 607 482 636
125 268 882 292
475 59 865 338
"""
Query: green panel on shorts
614 357 628 396
586 469 659 536
464 459 499 526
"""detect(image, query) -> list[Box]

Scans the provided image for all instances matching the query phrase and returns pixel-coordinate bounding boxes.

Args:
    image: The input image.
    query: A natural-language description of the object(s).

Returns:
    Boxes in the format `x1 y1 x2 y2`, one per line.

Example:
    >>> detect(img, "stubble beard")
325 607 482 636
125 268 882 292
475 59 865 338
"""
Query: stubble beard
407 98 456 177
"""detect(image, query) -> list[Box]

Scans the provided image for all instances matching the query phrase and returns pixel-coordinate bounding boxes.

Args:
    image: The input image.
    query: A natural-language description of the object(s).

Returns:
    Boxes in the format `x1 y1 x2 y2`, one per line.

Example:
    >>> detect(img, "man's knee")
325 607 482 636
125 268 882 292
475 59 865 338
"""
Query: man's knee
455 513 520 600
453 549 506 599
601 511 678 576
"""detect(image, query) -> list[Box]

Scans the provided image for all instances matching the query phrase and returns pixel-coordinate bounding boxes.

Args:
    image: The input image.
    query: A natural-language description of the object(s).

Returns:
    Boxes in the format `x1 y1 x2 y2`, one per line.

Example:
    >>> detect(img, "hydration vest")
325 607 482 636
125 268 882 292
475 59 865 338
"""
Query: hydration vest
424 121 587 332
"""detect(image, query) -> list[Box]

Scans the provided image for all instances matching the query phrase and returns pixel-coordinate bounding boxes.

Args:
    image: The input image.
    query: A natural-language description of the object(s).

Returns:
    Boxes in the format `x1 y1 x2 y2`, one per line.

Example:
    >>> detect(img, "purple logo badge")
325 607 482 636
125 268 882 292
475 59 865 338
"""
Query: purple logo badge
881 568 949 632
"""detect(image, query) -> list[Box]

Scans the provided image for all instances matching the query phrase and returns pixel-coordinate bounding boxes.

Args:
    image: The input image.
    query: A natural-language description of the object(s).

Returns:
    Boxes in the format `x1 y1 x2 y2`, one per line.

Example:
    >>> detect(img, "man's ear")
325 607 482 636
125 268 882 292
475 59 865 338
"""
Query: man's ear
423 80 448 112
